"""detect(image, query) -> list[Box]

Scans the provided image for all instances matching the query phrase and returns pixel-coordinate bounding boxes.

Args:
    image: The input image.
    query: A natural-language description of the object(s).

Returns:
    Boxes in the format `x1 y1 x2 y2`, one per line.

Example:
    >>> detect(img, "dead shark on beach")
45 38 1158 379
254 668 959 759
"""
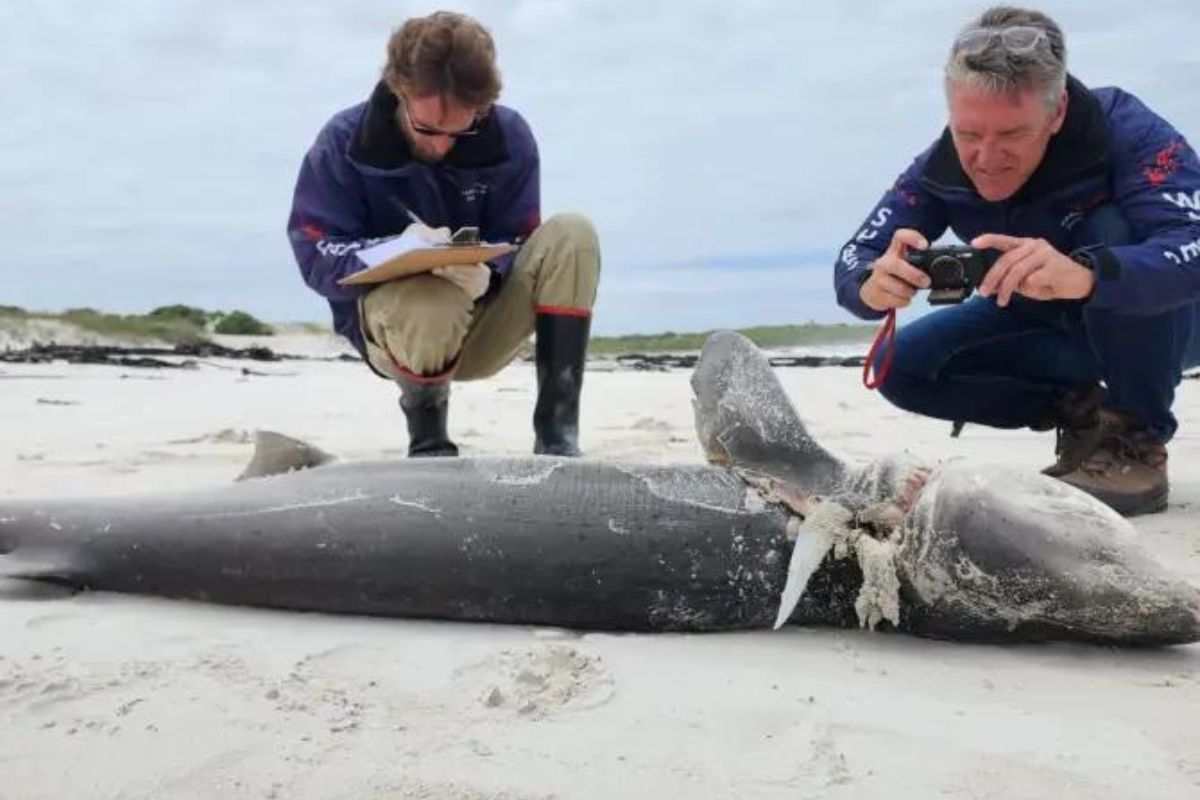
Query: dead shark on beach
2 331 1197 646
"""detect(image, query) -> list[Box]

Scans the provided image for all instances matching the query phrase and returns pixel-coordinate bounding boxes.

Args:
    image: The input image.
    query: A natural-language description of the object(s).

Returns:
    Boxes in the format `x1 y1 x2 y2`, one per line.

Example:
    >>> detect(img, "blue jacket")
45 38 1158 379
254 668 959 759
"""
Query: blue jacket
834 76 1200 319
286 82 541 356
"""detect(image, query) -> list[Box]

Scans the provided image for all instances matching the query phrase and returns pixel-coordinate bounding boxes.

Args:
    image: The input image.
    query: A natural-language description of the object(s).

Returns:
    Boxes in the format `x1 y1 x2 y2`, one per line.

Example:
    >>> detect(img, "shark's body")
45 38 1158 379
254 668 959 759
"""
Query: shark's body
2 331 1197 645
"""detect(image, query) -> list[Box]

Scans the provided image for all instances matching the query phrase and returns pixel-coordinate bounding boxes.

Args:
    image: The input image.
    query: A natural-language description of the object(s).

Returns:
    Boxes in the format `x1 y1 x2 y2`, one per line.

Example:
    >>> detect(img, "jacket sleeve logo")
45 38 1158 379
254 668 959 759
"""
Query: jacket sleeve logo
1145 140 1185 187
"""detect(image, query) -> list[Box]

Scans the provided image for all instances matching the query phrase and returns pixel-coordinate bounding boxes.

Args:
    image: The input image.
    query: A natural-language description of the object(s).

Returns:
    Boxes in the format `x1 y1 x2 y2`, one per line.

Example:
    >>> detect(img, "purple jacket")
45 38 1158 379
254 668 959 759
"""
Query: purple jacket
835 76 1200 318
287 82 541 356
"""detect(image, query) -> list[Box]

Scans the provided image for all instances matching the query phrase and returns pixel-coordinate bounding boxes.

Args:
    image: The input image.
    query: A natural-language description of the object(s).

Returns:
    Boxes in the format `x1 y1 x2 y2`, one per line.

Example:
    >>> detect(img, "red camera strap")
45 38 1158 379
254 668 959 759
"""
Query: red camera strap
862 309 896 390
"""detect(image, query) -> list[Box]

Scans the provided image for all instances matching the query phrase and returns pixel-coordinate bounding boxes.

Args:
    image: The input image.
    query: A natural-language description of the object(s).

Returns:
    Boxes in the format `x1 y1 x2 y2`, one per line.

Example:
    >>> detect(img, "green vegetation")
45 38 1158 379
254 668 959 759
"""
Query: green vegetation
213 310 274 336
147 304 212 329
1 305 275 344
57 308 209 344
588 322 876 355
2 305 869 353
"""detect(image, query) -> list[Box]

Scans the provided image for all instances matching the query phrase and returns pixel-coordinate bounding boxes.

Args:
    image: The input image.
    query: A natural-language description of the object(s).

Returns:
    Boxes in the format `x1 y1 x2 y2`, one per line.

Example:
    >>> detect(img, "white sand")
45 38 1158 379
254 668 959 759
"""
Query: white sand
2 335 1199 799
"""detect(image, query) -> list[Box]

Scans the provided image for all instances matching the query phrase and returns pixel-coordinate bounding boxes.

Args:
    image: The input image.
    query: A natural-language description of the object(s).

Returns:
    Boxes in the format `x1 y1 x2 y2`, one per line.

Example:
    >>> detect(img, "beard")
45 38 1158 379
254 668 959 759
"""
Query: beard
395 109 448 164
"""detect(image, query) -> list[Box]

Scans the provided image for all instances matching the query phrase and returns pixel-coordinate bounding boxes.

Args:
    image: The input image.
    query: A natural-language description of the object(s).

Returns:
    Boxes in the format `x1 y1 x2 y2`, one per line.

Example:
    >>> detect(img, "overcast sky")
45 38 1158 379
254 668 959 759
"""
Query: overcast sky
4 1 1199 334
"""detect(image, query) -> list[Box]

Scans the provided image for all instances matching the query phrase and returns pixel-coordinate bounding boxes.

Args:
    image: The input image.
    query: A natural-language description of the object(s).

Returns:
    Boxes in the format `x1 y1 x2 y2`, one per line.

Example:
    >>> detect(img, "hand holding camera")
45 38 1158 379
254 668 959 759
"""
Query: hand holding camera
858 228 933 312
904 244 1000 305
970 234 1097 306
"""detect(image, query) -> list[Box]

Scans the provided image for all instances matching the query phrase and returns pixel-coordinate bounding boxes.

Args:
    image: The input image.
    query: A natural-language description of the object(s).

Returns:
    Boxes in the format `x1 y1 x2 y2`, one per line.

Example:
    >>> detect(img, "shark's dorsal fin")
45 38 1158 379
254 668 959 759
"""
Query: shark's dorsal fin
236 430 336 481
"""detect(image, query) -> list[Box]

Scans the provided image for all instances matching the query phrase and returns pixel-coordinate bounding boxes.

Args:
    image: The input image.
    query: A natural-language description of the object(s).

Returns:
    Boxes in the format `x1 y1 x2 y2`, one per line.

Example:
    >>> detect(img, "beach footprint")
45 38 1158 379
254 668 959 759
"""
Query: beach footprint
454 643 615 720
167 428 253 446
809 723 854 788
249 643 395 734
23 609 83 628
630 416 671 433
381 780 559 800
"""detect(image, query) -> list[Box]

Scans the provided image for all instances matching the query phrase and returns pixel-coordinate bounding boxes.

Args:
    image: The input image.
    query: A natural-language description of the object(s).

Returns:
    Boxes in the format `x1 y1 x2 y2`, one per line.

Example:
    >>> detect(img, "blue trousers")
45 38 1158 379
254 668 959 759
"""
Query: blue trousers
877 209 1200 443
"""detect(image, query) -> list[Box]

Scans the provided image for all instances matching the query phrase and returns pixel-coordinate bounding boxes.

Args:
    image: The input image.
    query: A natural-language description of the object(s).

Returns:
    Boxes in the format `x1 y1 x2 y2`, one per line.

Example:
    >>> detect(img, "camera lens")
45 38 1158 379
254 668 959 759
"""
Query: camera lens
928 255 965 287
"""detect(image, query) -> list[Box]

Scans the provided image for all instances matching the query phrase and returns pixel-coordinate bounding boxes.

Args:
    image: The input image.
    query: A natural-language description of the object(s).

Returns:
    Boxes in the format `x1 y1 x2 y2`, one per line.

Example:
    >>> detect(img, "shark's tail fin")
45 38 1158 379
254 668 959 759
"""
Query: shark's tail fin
0 523 82 598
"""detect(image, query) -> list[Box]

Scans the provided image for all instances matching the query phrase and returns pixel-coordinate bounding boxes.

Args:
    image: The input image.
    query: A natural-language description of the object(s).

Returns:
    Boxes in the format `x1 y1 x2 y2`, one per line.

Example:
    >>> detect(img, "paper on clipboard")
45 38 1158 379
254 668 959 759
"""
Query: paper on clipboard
338 226 517 286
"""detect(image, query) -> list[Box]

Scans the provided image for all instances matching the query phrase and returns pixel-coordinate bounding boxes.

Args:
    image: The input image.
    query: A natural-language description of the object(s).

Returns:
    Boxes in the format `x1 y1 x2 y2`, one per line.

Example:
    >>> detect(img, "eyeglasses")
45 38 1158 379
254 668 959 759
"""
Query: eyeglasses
400 97 486 139
955 25 1051 57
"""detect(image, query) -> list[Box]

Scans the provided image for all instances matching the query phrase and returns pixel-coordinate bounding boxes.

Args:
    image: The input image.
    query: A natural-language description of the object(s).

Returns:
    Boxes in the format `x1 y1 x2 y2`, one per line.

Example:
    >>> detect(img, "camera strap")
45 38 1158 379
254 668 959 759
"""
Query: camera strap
862 309 896 390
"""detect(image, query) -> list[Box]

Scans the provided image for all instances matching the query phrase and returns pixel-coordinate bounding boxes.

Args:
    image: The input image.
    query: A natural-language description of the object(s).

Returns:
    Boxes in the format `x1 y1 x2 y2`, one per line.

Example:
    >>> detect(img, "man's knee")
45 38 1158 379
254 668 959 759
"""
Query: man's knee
873 347 917 410
364 275 470 339
361 275 472 374
871 313 954 409
534 212 600 254
515 212 602 310
529 213 601 283
886 317 943 382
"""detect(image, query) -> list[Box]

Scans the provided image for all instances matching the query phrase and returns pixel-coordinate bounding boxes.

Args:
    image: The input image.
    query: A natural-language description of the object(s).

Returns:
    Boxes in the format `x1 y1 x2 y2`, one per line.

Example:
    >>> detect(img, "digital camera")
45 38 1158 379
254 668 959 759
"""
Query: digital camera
904 246 1000 304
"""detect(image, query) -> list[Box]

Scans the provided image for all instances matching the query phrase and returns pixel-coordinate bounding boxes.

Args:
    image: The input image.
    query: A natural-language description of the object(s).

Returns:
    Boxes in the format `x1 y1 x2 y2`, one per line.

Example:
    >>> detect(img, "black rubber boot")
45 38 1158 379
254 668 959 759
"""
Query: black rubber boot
397 376 459 458
533 313 590 456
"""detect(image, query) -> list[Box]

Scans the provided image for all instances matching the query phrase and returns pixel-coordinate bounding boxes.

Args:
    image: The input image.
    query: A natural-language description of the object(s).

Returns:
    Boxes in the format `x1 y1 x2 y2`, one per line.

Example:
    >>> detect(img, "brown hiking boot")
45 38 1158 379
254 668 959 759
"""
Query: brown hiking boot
1042 409 1128 478
1054 429 1169 517
1040 384 1110 478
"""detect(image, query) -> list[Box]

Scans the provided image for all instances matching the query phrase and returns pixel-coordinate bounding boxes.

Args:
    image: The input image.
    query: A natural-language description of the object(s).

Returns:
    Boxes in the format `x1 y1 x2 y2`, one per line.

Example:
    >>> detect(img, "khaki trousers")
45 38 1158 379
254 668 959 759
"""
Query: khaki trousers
360 213 601 381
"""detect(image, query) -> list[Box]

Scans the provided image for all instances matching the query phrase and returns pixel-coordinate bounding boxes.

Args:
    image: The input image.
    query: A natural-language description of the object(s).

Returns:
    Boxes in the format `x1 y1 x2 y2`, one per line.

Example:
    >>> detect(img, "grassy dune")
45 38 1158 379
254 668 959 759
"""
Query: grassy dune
0 305 273 344
587 323 875 355
0 305 874 355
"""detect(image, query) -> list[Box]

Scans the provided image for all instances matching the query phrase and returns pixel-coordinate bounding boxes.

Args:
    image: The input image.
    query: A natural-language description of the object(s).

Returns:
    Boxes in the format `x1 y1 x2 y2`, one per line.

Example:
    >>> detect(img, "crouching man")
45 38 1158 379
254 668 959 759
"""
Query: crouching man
287 11 601 457
834 6 1200 516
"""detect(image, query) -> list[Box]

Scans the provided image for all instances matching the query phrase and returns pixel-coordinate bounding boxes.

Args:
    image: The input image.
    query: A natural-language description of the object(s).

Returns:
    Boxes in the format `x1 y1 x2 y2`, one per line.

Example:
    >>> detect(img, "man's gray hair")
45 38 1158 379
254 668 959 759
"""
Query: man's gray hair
944 6 1067 110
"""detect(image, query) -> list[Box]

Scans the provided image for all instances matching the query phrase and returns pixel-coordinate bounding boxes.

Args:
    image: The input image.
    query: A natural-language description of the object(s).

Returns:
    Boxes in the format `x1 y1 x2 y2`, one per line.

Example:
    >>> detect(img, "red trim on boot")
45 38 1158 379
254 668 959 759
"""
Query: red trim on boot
535 305 591 318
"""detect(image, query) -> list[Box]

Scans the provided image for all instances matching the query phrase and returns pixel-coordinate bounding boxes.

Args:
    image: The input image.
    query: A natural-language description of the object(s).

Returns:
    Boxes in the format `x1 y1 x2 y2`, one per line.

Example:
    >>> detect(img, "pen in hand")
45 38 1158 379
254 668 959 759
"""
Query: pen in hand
402 205 425 227
400 205 451 245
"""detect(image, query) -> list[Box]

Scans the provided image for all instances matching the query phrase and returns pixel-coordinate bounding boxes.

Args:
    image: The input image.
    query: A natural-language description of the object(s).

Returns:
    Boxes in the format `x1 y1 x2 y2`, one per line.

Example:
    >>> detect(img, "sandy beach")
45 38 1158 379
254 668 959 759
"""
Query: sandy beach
2 332 1198 800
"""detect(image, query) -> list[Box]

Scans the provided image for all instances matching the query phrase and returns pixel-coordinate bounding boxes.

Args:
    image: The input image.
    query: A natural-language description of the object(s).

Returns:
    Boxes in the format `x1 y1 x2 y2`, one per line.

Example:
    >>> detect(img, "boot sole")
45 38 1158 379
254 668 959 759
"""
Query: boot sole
409 448 460 458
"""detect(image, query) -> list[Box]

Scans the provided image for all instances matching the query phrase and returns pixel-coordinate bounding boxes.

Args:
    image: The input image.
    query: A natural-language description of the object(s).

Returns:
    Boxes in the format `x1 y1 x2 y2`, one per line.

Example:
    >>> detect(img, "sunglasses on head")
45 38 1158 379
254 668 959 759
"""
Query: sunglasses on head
955 25 1051 57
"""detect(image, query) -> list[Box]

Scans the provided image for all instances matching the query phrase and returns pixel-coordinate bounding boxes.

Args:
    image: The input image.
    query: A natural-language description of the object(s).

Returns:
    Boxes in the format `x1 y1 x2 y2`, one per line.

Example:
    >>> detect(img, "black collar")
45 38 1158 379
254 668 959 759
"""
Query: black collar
348 81 510 170
923 74 1110 201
